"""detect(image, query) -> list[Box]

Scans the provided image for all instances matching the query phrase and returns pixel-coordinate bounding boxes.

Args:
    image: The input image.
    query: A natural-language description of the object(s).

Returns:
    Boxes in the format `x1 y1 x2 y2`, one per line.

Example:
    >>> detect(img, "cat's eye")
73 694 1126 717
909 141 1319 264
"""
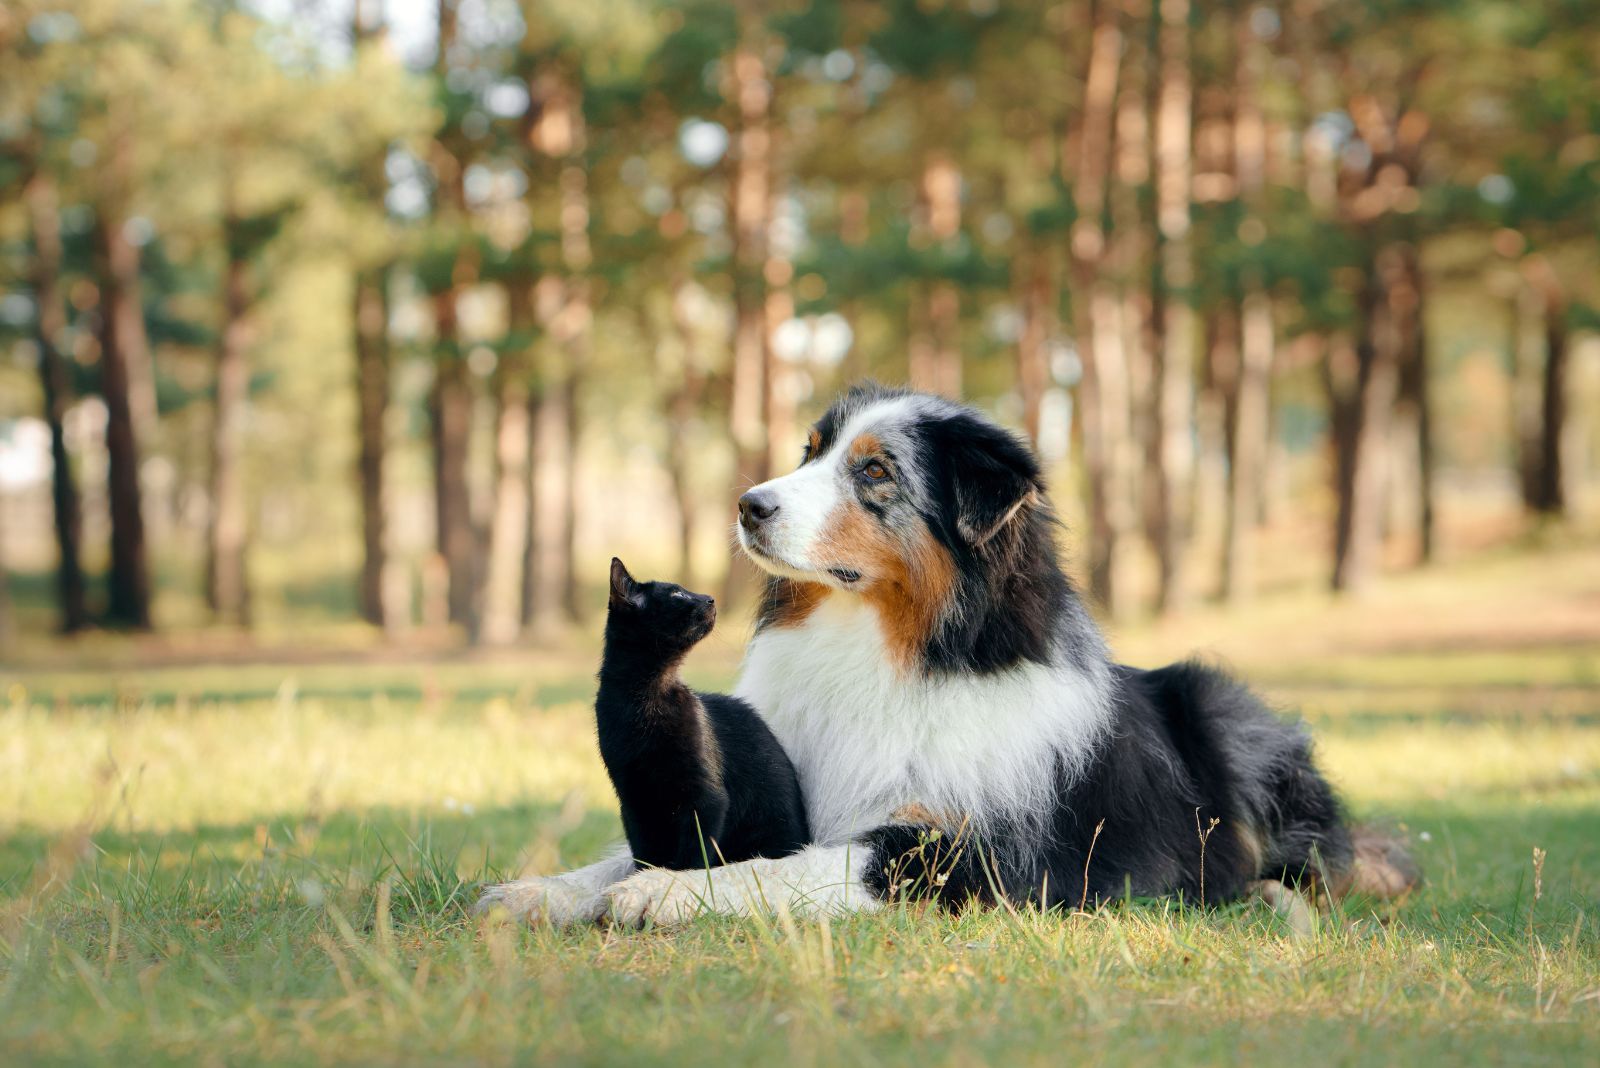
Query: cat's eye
862 461 889 481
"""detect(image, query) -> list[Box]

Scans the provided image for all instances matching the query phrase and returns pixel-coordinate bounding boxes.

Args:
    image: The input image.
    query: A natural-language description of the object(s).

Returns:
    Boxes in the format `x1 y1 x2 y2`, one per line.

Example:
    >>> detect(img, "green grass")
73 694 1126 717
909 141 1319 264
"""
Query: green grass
2 551 1599 1065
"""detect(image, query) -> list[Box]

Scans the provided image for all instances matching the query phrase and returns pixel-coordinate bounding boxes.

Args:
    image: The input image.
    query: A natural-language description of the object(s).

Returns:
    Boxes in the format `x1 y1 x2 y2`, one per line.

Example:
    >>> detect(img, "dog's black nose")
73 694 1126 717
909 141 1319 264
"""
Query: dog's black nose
738 490 779 529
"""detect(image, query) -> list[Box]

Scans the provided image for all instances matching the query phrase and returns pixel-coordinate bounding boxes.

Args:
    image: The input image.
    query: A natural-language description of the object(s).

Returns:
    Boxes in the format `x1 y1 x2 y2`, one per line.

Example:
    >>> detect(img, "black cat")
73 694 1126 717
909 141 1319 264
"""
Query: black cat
596 558 810 871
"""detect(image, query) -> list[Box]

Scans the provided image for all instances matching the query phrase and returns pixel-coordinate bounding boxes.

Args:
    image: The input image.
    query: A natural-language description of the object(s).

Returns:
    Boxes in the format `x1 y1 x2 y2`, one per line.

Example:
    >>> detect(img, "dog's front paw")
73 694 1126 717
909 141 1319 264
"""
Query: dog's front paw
605 868 712 928
475 876 606 927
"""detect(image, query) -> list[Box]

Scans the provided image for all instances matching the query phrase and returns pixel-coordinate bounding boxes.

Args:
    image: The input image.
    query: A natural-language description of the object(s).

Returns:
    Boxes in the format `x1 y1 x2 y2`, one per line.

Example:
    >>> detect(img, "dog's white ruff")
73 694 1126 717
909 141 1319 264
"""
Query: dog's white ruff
736 593 1110 847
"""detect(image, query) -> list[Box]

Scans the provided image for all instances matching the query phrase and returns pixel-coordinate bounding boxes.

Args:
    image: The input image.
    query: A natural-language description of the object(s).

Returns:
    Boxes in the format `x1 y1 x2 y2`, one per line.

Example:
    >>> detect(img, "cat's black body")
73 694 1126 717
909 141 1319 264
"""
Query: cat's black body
596 559 810 870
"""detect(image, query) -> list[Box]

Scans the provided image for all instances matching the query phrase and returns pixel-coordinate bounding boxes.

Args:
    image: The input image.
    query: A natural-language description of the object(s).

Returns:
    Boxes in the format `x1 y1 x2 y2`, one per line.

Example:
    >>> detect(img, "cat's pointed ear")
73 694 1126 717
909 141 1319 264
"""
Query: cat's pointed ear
609 557 644 608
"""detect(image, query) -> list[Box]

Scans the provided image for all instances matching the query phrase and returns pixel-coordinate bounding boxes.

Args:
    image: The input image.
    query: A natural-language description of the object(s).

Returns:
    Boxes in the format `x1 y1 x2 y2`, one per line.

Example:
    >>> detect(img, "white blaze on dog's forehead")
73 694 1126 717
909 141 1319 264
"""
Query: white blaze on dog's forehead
826 393 946 499
825 394 930 461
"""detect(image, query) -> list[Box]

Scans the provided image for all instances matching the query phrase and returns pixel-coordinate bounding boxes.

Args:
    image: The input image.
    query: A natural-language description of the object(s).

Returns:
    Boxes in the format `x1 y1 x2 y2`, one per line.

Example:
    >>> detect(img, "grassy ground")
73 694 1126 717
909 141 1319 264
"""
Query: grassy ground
1 543 1598 1065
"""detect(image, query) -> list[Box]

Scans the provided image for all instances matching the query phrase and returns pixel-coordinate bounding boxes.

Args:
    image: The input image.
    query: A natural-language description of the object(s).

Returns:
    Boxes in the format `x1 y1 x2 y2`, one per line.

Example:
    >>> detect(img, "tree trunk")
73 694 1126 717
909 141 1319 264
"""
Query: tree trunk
101 125 158 445
1065 0 1128 617
353 266 390 627
351 0 392 628
1086 277 1140 621
928 282 962 398
667 280 707 586
555 143 592 626
481 304 532 646
1395 243 1434 559
1512 279 1544 507
522 65 592 629
916 152 964 398
1016 247 1053 447
1108 0 1154 617
1328 253 1404 593
1149 0 1195 615
431 0 481 638
1221 9 1274 604
764 231 797 476
839 187 870 384
724 39 775 606
93 209 153 630
1222 287 1272 601
429 329 478 637
520 384 541 629
525 349 577 632
559 371 582 621
206 208 252 625
25 166 89 633
1522 255 1569 517
908 290 936 390
1208 301 1241 596
908 286 963 397
525 276 579 634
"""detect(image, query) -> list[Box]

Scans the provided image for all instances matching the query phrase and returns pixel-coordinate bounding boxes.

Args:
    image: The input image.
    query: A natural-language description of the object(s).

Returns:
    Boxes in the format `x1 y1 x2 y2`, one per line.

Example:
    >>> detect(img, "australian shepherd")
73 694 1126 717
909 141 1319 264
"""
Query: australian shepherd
478 384 1416 926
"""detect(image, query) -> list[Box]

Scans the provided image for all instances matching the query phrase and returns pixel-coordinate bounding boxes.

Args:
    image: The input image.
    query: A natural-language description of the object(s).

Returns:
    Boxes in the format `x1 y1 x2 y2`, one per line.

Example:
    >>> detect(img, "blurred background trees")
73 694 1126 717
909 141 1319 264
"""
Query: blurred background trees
1 0 1596 646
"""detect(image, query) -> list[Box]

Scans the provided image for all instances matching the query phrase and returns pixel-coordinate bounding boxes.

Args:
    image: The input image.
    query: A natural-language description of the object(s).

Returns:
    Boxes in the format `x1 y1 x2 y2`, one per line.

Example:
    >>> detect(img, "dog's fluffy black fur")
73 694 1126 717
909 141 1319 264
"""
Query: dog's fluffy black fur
861 662 1353 908
597 559 809 870
744 384 1411 910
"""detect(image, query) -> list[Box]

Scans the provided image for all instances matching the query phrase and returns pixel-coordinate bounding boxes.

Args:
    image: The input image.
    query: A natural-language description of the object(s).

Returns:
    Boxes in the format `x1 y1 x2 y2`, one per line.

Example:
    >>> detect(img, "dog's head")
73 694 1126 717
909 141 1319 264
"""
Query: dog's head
738 384 1054 669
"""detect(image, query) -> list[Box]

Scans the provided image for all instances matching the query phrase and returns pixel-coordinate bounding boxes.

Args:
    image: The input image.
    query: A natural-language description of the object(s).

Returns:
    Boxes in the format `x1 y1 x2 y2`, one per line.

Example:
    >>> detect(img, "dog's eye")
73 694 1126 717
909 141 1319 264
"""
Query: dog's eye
862 461 889 481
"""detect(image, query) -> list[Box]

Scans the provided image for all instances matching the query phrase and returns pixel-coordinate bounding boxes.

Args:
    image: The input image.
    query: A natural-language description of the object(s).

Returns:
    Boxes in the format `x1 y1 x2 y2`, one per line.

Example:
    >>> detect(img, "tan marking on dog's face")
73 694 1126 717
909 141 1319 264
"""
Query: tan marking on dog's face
818 502 957 672
805 427 822 460
762 579 831 628
847 431 882 465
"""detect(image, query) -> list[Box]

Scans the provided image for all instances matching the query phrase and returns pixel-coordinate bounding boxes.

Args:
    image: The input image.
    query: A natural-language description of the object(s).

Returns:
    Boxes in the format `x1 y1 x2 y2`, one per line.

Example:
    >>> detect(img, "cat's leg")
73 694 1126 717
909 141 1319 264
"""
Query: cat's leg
606 842 881 927
665 791 731 870
476 844 635 926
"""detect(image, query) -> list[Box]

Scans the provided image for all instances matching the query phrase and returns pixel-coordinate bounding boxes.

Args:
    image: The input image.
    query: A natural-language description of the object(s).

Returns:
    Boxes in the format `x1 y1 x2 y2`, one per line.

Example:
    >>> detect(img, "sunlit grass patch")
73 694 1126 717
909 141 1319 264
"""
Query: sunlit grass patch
1319 722 1600 803
0 690 613 837
2 627 1598 1064
3 818 1595 1064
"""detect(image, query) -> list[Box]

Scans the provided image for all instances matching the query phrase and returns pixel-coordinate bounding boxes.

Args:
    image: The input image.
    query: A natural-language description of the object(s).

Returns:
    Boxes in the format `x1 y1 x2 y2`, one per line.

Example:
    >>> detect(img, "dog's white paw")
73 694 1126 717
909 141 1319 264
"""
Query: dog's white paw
605 867 713 928
475 876 606 927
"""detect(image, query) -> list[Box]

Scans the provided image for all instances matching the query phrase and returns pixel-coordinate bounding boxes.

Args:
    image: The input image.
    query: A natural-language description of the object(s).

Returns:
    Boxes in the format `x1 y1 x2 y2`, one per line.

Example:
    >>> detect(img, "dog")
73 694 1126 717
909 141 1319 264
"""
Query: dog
477 384 1416 926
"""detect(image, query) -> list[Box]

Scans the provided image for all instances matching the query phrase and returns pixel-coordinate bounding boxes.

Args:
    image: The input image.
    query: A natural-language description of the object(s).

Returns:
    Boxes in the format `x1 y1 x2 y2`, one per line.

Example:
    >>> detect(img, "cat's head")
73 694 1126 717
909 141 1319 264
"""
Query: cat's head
606 557 717 648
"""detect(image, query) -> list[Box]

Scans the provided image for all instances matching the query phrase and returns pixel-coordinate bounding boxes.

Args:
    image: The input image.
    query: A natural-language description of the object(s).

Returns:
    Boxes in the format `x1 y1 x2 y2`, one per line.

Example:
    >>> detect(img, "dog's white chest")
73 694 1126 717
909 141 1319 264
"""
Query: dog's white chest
734 596 1108 845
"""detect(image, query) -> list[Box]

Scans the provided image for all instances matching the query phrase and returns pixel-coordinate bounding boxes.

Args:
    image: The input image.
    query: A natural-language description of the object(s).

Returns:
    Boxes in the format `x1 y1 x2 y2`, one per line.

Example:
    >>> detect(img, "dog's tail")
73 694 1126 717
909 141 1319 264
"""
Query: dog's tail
1332 826 1421 900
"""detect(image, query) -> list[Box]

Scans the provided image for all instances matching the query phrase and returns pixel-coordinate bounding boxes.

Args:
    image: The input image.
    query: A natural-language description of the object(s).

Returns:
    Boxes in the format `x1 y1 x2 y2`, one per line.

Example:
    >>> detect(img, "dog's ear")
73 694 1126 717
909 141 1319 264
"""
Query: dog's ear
935 418 1043 548
608 557 644 608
